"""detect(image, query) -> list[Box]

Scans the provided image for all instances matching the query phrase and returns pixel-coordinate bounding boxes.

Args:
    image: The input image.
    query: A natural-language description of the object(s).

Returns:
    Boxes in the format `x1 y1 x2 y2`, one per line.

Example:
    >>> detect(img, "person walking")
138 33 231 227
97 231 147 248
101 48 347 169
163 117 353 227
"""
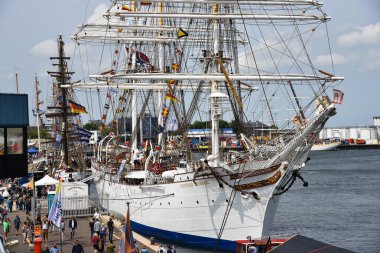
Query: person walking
3 218 10 239
1 208 8 223
50 242 60 253
49 220 55 235
72 239 85 253
21 221 29 244
60 219 65 242
41 244 50 253
107 218 114 243
69 217 78 239
42 219 49 243
93 209 100 220
100 223 107 243
93 219 101 236
14 215 21 235
89 218 95 240
91 232 100 253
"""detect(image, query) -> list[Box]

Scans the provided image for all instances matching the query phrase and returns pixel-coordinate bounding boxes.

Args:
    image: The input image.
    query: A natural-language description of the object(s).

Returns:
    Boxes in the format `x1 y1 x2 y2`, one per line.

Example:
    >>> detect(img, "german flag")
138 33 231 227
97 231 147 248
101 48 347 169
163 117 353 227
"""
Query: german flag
68 100 87 114
165 93 179 102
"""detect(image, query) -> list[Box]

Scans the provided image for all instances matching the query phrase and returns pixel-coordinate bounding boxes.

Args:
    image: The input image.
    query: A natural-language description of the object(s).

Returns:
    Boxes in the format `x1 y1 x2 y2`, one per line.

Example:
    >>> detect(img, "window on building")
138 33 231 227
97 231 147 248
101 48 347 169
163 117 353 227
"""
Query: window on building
7 128 23 155
0 128 4 155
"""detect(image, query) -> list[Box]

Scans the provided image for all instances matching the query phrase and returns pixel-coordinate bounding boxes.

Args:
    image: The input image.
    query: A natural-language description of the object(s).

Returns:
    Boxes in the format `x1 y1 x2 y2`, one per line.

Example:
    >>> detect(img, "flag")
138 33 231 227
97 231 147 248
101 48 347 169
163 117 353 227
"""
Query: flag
118 160 126 177
166 116 178 131
171 63 180 71
121 5 131 11
136 51 150 65
68 100 87 114
175 48 182 55
28 178 34 190
120 206 137 253
55 133 62 142
140 0 152 5
161 107 169 117
178 28 188 39
165 93 179 102
48 180 62 227
332 89 344 104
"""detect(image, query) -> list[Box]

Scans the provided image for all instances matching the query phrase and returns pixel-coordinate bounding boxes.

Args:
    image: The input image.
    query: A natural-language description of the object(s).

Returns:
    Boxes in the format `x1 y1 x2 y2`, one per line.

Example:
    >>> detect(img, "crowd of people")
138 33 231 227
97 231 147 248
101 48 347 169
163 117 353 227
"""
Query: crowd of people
0 180 179 253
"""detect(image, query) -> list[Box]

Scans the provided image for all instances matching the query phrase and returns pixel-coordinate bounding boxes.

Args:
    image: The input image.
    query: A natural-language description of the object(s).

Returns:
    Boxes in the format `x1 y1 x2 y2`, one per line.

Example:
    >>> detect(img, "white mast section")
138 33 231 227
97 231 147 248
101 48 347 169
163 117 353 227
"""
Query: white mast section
116 0 322 5
131 0 138 151
157 1 165 146
89 73 344 82
110 12 330 21
210 4 221 166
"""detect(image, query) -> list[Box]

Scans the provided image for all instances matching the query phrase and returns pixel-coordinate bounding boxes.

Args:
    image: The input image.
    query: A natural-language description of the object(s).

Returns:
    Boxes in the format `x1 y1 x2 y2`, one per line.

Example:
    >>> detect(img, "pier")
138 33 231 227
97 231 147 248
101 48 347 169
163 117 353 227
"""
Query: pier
3 208 158 253
339 144 380 150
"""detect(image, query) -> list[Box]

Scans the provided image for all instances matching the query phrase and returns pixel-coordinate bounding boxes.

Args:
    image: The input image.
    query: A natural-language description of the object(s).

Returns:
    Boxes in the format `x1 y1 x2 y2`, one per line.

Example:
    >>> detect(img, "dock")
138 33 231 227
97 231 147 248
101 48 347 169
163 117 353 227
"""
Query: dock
339 144 380 150
3 208 157 253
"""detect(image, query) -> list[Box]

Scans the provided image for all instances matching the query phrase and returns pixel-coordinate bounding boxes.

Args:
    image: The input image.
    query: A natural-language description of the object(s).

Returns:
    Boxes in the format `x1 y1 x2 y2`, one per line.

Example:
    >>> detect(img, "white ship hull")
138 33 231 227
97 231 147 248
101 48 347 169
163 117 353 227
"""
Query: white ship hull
91 163 290 251
311 142 341 151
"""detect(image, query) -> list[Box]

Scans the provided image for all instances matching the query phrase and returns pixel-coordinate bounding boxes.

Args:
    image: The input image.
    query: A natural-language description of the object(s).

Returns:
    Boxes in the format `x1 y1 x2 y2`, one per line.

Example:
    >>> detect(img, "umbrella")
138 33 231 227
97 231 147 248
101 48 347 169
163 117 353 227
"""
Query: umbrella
27 147 39 154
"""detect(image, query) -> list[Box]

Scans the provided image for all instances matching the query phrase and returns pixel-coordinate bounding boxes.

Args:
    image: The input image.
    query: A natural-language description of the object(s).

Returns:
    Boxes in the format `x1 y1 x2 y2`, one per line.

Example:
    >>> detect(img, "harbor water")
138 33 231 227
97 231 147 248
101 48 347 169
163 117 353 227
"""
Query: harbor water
175 150 380 252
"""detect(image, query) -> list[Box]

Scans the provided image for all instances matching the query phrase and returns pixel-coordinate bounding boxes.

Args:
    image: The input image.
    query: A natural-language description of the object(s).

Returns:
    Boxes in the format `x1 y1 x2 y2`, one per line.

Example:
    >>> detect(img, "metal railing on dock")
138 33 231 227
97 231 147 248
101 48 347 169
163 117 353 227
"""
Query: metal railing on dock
36 196 109 218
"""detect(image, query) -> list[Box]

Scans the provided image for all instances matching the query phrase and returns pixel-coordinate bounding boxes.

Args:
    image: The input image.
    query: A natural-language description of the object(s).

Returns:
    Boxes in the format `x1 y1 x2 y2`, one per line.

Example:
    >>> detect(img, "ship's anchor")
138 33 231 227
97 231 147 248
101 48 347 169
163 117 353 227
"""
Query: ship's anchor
274 157 310 196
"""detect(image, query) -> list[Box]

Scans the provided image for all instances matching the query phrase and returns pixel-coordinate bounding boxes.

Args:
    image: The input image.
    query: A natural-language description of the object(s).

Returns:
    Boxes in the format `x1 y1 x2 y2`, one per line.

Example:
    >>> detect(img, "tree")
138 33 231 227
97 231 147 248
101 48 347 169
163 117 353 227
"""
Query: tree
28 127 49 139
83 122 99 131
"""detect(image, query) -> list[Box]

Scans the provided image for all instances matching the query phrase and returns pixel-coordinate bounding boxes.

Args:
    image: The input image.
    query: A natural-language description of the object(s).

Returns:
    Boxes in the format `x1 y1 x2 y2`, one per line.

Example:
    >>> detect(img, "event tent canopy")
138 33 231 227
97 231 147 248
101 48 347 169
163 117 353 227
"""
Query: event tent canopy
35 175 59 186
27 147 39 154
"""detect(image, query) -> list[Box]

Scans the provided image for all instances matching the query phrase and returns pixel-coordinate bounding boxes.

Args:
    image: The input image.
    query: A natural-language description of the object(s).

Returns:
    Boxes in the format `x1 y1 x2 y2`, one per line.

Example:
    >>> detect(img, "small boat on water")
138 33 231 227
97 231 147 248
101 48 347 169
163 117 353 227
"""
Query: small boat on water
311 139 342 151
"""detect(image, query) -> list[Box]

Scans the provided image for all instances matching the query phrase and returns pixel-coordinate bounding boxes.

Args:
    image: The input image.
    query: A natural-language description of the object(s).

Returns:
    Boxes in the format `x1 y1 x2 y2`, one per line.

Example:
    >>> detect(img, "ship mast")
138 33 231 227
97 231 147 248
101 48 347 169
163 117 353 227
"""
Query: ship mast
35 75 42 151
210 3 224 166
48 34 74 167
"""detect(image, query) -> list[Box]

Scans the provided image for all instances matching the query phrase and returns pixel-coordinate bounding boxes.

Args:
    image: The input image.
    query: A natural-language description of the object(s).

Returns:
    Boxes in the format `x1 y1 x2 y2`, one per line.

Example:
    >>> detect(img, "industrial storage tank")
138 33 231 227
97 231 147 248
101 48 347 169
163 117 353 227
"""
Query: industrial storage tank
370 128 378 140
359 128 371 140
349 128 358 139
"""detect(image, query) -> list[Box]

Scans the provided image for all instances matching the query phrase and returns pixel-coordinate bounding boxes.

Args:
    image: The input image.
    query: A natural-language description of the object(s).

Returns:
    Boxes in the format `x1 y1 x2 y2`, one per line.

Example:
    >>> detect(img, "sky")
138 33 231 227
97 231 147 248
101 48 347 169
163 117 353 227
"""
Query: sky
0 0 380 128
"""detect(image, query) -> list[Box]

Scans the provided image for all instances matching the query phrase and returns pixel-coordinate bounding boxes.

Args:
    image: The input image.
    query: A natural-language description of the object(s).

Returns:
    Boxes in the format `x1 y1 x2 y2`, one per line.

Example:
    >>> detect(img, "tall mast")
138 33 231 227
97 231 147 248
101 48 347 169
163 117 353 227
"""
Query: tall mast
131 0 138 151
35 75 42 151
15 72 19 94
48 34 74 167
210 3 222 166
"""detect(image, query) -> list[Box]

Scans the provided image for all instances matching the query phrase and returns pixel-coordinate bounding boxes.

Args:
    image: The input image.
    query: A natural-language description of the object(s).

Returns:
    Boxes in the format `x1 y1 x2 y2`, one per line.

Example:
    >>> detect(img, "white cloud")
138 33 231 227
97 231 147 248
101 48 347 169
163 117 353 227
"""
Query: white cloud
87 4 108 23
30 39 57 57
338 22 380 47
314 53 350 66
30 39 76 58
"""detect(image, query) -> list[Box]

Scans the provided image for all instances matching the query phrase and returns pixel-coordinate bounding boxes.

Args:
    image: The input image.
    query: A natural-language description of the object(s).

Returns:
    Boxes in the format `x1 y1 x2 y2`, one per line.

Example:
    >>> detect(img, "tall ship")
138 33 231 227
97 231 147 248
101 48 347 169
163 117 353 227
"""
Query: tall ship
67 0 343 251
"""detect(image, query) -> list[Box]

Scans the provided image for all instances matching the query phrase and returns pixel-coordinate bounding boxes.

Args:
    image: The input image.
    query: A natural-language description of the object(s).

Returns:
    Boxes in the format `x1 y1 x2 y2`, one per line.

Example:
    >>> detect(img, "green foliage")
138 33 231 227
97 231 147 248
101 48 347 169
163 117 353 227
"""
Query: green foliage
83 122 99 131
190 120 235 131
28 127 49 139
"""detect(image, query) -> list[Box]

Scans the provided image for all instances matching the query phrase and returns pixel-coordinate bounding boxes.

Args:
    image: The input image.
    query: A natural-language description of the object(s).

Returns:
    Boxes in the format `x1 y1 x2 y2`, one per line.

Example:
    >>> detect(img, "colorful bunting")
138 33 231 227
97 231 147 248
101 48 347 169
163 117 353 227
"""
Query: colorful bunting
165 93 179 102
178 28 188 39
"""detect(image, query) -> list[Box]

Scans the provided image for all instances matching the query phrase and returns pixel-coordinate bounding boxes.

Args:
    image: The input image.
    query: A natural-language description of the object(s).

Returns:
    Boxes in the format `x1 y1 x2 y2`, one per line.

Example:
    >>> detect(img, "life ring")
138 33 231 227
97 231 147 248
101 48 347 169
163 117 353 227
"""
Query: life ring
148 163 163 175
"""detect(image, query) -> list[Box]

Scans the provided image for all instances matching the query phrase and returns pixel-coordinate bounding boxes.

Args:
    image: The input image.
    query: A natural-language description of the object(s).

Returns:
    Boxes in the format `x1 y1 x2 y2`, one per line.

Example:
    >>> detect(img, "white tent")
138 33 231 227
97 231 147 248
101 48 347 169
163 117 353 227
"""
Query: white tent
35 175 59 186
